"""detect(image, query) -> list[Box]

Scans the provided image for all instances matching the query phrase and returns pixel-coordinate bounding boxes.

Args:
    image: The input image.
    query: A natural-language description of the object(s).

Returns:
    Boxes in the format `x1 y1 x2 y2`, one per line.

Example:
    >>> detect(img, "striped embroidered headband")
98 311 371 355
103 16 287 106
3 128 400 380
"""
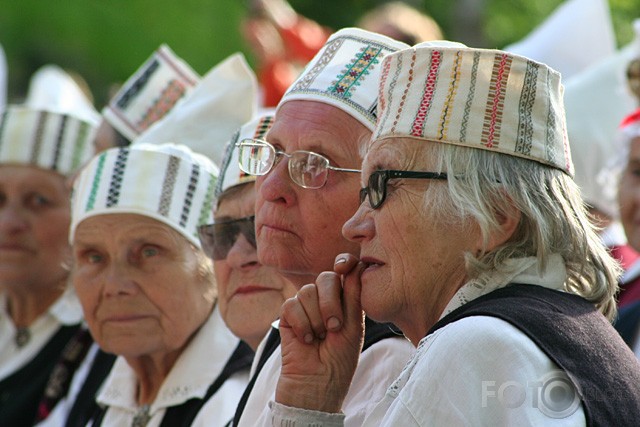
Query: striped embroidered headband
277 28 409 131
215 112 275 198
70 143 218 248
0 106 98 175
102 44 200 141
373 43 573 175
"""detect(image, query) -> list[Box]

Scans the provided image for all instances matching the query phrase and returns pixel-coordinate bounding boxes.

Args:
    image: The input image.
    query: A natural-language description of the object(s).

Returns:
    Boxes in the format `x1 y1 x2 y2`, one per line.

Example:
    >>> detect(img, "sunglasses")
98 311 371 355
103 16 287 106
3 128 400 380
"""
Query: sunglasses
359 170 448 209
236 138 361 189
197 215 256 260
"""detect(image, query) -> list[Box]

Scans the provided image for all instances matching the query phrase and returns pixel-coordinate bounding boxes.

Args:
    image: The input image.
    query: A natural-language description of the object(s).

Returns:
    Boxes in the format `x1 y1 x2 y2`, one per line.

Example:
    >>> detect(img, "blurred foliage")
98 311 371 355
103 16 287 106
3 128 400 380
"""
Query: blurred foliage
0 0 638 107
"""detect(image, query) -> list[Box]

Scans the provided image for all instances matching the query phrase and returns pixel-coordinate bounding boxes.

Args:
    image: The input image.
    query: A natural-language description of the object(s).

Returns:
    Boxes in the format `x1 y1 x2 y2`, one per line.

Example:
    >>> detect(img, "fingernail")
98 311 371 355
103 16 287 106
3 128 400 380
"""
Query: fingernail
304 333 314 344
335 257 347 264
327 317 341 330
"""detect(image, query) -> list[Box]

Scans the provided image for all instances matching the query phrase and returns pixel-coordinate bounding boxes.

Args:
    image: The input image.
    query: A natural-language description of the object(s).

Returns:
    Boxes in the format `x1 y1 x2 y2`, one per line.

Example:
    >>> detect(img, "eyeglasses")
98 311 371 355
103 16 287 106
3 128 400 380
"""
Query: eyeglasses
359 170 448 209
197 215 256 261
236 138 361 189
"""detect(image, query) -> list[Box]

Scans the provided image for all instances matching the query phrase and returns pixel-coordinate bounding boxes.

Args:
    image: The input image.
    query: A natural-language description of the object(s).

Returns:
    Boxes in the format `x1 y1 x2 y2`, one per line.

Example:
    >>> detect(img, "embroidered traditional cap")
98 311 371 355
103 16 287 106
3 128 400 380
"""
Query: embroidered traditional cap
102 45 200 141
0 106 98 175
620 108 640 145
277 28 409 131
135 52 257 166
215 112 275 198
374 42 573 175
70 143 218 248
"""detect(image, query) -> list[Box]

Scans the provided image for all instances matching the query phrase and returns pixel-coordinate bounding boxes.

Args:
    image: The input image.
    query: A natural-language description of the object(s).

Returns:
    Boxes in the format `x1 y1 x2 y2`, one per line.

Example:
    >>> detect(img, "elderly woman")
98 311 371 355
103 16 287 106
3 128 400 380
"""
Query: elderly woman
269 43 640 425
69 143 251 426
0 106 97 426
199 113 296 351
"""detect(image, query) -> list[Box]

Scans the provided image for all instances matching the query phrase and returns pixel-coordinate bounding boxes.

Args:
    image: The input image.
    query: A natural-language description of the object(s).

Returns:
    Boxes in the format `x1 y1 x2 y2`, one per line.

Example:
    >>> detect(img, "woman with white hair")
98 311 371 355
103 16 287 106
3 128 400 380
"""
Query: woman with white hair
269 43 640 425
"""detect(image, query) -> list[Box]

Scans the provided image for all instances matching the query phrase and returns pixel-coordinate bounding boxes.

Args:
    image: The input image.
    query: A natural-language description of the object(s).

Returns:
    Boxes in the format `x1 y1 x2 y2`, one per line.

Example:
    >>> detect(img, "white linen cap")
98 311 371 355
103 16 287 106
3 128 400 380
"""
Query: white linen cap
215 112 275 198
102 44 200 140
0 105 98 175
70 143 218 248
374 42 573 175
277 28 409 131
134 52 257 166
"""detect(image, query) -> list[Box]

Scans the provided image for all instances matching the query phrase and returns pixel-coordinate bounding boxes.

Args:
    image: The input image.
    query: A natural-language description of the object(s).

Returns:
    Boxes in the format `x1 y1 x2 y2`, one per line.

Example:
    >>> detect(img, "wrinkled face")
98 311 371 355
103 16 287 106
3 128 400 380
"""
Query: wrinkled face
618 136 640 251
0 165 71 289
214 183 296 349
343 139 479 343
72 214 214 361
255 101 366 285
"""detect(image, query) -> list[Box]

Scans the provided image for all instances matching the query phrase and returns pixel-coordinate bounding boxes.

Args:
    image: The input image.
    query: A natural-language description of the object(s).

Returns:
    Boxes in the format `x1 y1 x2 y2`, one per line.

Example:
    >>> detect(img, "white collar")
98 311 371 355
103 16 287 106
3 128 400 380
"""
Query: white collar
440 254 567 320
97 305 240 413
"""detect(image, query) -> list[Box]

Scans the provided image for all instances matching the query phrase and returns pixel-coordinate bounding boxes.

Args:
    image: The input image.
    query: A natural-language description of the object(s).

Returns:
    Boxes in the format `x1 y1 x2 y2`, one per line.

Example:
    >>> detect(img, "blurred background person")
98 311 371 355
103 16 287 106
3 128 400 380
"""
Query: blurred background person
357 1 443 45
0 105 98 426
241 0 330 108
70 143 252 426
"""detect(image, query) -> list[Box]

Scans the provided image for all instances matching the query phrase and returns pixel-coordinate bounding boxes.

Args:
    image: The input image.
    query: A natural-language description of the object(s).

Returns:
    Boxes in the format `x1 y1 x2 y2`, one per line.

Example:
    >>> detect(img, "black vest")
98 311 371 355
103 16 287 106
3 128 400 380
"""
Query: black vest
428 284 640 426
0 324 81 427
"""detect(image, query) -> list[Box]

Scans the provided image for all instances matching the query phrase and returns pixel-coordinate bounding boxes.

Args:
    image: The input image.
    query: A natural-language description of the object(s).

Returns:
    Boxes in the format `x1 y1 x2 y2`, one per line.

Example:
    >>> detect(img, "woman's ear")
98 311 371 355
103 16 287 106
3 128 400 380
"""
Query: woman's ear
482 194 521 253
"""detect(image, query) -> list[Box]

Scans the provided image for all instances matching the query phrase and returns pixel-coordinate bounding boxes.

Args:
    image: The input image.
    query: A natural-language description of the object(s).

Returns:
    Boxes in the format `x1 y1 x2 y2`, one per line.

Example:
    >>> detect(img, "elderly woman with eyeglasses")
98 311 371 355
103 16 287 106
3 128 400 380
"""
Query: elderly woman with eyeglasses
69 143 252 427
198 114 297 352
0 106 98 426
268 43 640 425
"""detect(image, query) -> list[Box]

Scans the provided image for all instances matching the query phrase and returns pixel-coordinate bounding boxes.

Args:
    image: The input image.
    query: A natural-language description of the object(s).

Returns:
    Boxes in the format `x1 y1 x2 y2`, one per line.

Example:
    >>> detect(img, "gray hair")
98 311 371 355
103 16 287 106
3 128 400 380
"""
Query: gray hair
424 142 621 320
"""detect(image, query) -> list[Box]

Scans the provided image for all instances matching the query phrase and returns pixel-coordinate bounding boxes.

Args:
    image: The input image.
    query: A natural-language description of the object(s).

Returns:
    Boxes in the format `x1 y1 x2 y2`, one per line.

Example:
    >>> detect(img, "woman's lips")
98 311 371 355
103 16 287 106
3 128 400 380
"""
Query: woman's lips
360 256 385 274
233 285 275 296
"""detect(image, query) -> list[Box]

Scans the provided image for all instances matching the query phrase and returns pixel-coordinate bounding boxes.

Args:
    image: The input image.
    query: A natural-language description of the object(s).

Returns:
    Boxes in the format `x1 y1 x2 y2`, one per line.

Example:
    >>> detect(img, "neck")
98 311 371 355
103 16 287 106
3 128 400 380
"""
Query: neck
280 271 321 290
5 282 66 327
126 350 182 405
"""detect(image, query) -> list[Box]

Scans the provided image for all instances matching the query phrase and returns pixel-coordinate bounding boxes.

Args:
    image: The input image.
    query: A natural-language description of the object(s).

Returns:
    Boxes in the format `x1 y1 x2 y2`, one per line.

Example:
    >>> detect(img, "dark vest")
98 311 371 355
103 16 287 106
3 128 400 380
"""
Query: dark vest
232 317 403 426
0 324 81 427
428 284 640 426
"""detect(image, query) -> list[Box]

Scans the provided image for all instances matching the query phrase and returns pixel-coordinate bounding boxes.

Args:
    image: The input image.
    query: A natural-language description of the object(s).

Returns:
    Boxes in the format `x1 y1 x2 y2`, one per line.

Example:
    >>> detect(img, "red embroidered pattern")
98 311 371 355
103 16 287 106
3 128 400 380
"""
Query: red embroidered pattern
411 50 441 137
481 54 511 148
137 79 187 132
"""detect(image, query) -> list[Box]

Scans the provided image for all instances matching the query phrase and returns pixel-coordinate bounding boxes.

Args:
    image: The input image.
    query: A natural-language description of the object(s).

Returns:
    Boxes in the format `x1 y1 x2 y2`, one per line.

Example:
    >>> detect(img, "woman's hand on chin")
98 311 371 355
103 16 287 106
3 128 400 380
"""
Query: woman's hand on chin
276 253 365 413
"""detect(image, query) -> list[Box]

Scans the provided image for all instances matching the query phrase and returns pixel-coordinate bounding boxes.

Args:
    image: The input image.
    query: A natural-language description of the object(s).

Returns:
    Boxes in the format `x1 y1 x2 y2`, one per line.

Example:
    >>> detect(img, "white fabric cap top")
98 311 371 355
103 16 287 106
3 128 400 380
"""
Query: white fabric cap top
277 28 409 131
0 105 98 175
215 112 275 198
70 143 218 248
374 43 573 175
102 44 200 141
135 52 257 167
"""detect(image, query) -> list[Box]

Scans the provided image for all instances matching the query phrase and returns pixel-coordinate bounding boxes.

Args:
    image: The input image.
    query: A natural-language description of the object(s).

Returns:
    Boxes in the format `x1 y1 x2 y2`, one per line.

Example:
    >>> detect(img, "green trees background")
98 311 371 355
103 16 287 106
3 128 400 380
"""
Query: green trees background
0 0 637 106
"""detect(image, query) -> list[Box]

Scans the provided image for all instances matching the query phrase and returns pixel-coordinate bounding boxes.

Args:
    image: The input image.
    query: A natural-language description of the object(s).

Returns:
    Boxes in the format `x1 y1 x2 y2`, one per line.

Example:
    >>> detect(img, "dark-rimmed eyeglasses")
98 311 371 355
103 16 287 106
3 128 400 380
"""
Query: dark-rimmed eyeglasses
359 170 448 209
197 215 256 260
236 138 361 189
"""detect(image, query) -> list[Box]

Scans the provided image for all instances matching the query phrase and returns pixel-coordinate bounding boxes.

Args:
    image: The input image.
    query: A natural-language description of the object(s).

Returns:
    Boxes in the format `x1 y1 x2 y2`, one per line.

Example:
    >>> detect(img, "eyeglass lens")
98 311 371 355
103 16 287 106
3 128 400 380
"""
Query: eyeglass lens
198 216 256 261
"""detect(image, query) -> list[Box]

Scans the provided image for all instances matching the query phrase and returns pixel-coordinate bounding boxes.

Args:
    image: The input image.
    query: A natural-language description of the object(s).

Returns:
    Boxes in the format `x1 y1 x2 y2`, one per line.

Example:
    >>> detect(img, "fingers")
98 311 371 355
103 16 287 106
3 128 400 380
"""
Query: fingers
316 271 344 332
333 253 360 275
281 284 325 343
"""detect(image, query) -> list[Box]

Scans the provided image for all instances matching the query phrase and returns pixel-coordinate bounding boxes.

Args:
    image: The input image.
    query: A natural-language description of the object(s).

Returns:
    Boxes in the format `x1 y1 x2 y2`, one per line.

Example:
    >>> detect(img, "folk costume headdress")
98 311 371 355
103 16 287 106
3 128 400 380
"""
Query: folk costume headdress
215 112 275 198
0 105 98 175
277 28 410 131
374 42 573 175
102 45 200 141
70 143 218 249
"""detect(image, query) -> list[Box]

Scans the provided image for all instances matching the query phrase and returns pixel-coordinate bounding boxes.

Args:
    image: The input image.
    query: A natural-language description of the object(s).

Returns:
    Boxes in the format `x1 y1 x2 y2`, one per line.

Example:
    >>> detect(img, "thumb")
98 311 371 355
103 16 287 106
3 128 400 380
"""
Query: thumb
341 261 365 335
